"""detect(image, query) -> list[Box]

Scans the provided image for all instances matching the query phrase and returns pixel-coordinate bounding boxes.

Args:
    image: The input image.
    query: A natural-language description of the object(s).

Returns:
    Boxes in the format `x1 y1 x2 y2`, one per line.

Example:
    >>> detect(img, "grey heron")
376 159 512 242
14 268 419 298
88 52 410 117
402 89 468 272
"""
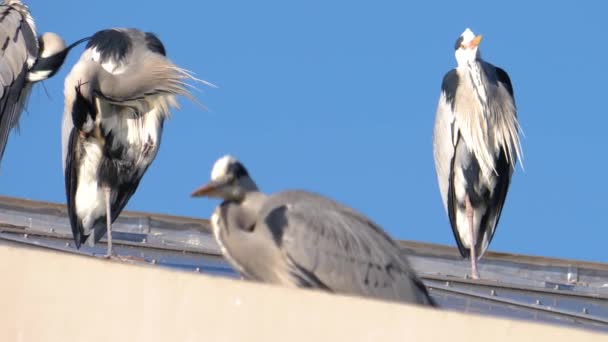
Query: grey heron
0 0 87 168
63 28 203 257
191 155 435 306
433 28 522 279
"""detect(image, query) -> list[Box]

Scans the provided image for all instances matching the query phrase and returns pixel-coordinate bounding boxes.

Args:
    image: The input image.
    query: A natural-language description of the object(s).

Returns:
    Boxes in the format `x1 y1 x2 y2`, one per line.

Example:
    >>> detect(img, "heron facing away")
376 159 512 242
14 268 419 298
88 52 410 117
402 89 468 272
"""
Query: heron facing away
63 28 204 256
433 28 522 279
0 0 87 168
191 155 435 306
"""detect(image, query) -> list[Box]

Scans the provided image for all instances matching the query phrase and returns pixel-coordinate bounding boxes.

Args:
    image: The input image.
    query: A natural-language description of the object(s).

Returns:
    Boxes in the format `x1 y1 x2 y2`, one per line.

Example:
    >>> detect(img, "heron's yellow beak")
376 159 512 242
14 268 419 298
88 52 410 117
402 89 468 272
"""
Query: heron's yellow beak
470 35 482 48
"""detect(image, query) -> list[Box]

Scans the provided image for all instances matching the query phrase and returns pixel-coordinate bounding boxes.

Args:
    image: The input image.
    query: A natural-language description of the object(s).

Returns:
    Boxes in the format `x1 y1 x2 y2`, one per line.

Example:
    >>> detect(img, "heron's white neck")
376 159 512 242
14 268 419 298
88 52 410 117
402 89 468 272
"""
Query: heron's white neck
460 57 488 108
241 191 267 214
455 46 481 68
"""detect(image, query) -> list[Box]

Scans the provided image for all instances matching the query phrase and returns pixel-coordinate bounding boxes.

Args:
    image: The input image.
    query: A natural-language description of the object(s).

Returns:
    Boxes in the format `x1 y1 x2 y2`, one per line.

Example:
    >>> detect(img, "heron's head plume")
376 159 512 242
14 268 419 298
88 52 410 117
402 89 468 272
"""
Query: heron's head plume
454 28 482 67
191 155 258 201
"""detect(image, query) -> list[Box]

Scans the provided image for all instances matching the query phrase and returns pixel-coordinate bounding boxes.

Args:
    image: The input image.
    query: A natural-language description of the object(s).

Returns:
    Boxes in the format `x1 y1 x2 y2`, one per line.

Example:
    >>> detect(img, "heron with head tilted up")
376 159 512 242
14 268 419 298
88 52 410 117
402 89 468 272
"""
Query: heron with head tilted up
0 0 87 169
63 28 204 256
191 155 435 306
433 28 522 279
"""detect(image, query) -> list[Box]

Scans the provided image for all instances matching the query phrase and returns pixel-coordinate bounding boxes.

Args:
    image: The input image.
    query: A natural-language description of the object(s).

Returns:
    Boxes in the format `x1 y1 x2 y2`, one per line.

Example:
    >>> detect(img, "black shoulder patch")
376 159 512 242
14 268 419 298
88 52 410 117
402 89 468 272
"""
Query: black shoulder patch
86 29 132 61
71 83 96 129
144 32 166 56
454 36 464 50
495 67 514 99
441 69 459 110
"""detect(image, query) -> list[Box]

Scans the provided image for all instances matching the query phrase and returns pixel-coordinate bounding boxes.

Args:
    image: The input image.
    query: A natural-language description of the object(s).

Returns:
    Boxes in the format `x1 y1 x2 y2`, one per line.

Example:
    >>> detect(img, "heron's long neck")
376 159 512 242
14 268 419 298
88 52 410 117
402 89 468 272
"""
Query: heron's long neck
241 191 267 214
465 60 488 109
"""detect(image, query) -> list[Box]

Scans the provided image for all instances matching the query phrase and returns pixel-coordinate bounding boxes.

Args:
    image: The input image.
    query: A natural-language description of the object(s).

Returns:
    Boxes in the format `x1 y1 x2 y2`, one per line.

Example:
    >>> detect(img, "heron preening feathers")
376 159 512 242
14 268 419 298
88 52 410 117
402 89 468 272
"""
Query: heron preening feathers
191 155 435 306
0 0 86 168
433 28 522 279
63 28 203 256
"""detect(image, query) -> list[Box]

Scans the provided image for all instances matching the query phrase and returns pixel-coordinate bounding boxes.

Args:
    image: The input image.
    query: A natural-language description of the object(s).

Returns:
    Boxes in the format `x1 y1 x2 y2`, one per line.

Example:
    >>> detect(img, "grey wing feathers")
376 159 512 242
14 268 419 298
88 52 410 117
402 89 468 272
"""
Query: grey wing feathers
446 134 468 257
64 128 85 247
475 148 512 257
495 67 514 99
0 3 38 164
261 191 433 305
433 70 458 213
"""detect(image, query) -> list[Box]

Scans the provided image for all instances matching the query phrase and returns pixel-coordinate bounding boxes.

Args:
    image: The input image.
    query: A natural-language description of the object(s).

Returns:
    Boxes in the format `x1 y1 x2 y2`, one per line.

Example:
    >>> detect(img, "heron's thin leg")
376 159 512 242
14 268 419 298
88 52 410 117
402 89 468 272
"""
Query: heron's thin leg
87 228 95 247
465 195 479 279
104 186 113 257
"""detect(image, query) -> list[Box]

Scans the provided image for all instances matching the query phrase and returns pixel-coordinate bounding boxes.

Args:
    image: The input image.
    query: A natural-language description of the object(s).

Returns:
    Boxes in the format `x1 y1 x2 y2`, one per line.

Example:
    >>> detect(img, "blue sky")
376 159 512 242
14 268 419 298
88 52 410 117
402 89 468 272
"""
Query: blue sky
2 1 607 262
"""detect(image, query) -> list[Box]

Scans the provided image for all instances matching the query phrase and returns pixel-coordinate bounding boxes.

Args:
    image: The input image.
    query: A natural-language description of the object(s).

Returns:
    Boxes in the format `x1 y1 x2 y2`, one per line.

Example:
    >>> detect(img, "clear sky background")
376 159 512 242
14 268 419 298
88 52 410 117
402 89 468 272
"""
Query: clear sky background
1 1 606 262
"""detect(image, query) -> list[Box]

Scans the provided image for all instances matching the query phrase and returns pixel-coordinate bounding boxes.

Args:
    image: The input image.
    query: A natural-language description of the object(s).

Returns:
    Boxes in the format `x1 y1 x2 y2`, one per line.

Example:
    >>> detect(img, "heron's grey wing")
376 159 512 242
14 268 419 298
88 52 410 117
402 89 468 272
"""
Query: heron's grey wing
494 67 514 100
64 127 86 247
475 147 512 257
63 82 99 247
433 70 458 214
485 67 516 250
62 80 150 243
98 109 153 223
0 4 38 164
61 103 73 173
471 65 516 256
446 134 469 257
434 70 471 257
261 199 432 305
104 157 146 223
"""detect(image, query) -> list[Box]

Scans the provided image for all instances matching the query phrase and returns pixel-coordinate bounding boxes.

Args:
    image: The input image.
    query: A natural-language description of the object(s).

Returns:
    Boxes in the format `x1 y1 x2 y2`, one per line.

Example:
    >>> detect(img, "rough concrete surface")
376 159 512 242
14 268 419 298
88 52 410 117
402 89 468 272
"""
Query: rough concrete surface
0 244 605 342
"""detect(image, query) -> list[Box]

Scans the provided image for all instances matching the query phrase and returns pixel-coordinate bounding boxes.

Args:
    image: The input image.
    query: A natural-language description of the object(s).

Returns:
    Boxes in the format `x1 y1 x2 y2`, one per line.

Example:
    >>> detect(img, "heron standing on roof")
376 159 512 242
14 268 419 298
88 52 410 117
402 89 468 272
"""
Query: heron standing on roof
63 28 202 256
433 28 522 279
191 155 435 306
0 0 86 168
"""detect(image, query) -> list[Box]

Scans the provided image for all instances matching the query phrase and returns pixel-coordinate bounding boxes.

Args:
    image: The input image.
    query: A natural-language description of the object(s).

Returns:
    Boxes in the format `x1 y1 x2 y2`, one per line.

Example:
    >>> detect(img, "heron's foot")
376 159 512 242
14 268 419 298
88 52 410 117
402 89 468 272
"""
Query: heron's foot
109 255 146 264
118 255 146 263
99 254 146 263
470 258 480 280
93 252 112 259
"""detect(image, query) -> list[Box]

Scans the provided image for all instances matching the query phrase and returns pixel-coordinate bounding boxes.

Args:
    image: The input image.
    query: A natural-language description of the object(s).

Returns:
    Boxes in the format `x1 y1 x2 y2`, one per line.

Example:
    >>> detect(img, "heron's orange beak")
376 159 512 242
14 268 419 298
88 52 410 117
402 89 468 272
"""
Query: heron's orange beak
191 177 231 198
469 35 482 48
191 181 221 198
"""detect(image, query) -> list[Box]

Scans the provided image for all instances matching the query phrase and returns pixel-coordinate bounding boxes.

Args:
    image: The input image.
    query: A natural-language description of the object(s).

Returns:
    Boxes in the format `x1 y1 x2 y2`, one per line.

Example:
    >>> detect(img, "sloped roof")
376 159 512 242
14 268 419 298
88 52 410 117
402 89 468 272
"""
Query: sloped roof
0 195 606 333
